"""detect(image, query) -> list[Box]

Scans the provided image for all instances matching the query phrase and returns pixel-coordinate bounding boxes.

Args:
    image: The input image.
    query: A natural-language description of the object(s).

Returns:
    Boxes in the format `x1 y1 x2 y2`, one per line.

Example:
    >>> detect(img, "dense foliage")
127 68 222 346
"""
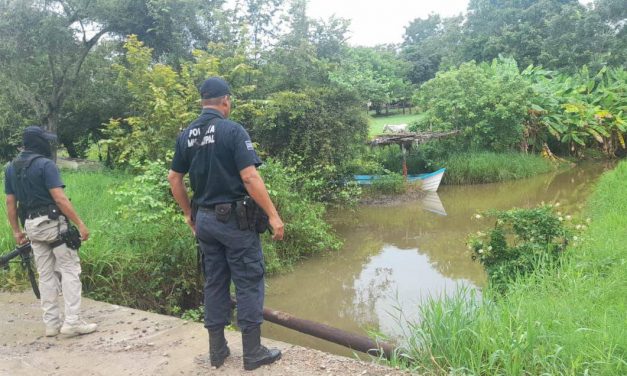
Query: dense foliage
402 0 626 84
525 65 627 157
2 0 624 162
413 59 532 152
411 60 626 159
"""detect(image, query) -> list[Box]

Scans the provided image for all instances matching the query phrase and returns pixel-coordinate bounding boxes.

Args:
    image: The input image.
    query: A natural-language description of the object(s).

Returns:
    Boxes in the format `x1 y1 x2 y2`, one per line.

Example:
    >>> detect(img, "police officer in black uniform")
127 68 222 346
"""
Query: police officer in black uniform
168 77 284 371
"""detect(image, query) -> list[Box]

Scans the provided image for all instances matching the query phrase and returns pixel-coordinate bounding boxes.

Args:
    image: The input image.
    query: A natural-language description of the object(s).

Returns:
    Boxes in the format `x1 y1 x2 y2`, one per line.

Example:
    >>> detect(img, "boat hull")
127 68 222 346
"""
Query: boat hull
354 168 446 192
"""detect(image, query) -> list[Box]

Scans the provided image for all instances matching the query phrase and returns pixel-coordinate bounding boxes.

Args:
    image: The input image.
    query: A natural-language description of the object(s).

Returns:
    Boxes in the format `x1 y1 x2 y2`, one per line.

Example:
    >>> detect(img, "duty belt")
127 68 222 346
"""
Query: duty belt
199 202 238 210
25 208 49 219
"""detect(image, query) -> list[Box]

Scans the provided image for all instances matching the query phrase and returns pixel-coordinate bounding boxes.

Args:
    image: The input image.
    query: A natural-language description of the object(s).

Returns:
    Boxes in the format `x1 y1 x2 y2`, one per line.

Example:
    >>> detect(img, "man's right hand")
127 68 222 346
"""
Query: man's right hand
13 231 27 245
78 223 90 241
269 215 284 241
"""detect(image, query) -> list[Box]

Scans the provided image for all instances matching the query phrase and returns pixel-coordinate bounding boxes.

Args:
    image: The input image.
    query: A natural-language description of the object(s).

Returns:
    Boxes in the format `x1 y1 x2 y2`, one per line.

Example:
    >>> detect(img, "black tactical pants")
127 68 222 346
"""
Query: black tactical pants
195 207 265 331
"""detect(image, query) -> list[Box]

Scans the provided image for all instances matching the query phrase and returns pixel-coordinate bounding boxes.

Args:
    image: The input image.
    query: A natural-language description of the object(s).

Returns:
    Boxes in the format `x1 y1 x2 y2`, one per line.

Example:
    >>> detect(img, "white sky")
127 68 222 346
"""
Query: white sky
306 0 469 46
306 0 595 46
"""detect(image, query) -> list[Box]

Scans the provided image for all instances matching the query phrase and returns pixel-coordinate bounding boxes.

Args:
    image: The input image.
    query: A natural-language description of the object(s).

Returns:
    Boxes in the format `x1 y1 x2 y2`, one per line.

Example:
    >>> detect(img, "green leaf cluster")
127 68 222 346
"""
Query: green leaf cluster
468 205 581 293
525 65 627 157
414 58 532 152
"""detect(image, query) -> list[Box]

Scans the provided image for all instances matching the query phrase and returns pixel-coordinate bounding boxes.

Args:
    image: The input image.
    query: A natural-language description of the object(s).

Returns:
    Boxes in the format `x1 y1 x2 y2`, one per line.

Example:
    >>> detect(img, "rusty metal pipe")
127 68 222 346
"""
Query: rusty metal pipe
230 299 396 359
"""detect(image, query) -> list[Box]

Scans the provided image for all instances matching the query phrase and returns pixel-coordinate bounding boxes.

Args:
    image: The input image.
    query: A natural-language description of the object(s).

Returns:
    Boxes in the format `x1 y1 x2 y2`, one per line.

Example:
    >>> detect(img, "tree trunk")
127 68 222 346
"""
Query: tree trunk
64 141 78 158
44 109 60 161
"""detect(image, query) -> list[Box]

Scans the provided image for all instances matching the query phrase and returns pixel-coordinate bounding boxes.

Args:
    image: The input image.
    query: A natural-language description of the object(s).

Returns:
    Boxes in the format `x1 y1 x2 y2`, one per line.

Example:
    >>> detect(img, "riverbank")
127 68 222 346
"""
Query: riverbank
391 160 626 374
0 292 408 376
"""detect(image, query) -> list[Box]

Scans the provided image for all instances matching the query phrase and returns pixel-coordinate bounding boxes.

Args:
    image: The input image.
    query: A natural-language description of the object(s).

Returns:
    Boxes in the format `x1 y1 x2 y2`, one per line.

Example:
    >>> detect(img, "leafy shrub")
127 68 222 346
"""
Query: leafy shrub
413 58 532 152
369 173 406 195
258 159 342 272
102 36 258 167
114 156 181 223
524 65 627 157
290 161 362 207
468 205 575 292
236 87 369 171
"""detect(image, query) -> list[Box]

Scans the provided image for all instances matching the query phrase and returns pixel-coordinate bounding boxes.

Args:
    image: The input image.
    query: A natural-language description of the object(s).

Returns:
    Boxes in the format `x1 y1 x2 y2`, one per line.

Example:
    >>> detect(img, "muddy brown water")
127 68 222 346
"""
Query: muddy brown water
262 162 614 357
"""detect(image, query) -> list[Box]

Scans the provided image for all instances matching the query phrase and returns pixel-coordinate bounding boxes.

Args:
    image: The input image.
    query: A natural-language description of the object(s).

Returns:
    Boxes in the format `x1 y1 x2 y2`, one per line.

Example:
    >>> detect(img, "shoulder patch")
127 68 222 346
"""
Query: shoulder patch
245 141 254 151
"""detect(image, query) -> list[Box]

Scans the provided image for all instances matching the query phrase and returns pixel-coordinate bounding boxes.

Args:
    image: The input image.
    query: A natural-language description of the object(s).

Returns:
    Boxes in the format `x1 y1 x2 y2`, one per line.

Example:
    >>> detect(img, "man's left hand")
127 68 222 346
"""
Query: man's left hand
185 214 196 235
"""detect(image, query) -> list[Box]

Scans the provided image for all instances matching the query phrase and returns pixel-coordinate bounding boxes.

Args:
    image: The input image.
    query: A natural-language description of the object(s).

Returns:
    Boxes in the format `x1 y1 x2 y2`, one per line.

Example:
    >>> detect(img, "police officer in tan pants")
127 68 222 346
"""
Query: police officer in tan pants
4 126 96 337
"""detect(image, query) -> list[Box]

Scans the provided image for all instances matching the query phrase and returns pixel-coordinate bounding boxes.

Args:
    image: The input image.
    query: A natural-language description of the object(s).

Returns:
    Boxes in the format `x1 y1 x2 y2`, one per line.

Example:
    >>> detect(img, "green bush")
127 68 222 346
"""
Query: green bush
369 173 406 195
258 159 342 272
236 86 369 171
468 205 573 292
413 58 532 152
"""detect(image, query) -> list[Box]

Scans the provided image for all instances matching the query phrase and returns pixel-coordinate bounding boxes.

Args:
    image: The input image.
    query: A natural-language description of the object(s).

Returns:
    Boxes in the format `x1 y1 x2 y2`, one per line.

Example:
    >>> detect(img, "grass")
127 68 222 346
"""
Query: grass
1 162 342 314
0 170 203 313
369 112 427 138
390 160 627 375
441 152 557 184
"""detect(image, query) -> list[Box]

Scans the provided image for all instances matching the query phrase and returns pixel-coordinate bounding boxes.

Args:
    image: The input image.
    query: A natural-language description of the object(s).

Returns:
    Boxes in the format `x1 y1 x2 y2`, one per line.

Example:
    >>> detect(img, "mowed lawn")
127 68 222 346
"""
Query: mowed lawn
369 111 427 138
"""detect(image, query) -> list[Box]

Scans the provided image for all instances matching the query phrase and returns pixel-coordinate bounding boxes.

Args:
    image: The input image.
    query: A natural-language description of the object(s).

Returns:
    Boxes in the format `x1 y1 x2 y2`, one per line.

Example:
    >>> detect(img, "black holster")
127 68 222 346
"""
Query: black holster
243 197 269 234
51 224 81 250
235 200 248 230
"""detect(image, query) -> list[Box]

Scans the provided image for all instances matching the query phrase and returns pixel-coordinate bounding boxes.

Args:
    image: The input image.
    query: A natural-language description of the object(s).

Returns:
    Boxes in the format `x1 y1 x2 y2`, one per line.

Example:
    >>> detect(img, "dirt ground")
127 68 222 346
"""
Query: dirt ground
0 292 411 376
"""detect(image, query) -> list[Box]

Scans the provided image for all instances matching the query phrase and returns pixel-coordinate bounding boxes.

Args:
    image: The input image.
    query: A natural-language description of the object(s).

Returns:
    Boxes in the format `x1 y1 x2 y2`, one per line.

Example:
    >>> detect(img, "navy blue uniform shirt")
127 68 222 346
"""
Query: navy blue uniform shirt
171 108 261 207
4 151 65 210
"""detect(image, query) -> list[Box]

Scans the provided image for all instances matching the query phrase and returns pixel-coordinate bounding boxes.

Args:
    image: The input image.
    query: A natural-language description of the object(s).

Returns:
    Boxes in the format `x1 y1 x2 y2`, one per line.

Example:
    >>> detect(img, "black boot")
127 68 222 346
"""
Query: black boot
208 327 230 368
242 326 281 371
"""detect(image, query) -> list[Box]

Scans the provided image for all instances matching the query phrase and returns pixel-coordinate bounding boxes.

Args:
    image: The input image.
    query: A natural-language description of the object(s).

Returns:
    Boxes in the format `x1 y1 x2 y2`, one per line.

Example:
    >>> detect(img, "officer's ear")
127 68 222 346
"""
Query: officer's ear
223 95 232 116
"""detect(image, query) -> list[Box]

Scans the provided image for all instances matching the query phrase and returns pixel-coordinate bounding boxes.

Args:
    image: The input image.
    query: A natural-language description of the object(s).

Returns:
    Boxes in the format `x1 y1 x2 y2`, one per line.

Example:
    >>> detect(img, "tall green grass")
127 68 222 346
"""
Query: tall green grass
391 161 627 374
442 152 556 184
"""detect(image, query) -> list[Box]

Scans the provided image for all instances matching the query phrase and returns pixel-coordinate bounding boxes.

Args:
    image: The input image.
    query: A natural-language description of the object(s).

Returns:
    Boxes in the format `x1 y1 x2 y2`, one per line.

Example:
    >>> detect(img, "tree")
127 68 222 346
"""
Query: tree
236 87 369 169
414 58 532 152
330 47 413 114
0 0 229 155
57 42 131 158
232 0 284 62
460 0 622 72
401 14 465 84
0 0 110 137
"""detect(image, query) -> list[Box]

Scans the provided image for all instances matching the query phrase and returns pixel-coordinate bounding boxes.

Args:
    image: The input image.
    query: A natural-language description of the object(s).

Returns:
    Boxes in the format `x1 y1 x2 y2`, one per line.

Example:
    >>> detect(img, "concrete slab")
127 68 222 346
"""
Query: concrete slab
0 292 409 376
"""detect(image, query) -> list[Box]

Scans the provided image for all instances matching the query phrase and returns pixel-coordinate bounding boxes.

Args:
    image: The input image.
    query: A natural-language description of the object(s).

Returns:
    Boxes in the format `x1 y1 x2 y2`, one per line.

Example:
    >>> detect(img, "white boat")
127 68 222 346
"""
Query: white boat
407 168 446 192
354 168 446 192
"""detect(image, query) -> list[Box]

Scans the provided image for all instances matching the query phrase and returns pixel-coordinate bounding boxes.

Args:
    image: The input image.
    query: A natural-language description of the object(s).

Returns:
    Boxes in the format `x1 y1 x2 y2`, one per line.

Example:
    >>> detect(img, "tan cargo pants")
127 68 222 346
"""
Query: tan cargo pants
24 215 82 327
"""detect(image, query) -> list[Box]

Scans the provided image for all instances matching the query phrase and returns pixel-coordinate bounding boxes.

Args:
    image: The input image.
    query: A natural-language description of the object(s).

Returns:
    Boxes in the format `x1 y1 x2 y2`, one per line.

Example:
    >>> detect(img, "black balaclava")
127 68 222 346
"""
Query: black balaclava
22 126 56 158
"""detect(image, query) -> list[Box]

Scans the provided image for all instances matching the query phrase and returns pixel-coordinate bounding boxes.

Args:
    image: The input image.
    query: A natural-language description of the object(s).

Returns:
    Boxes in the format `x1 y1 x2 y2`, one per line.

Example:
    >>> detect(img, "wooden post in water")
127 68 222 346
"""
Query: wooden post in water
401 143 408 179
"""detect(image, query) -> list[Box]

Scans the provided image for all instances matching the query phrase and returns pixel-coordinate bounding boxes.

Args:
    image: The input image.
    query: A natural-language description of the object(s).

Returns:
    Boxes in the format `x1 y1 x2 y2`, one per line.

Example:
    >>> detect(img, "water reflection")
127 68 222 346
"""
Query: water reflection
263 163 612 357
420 192 447 216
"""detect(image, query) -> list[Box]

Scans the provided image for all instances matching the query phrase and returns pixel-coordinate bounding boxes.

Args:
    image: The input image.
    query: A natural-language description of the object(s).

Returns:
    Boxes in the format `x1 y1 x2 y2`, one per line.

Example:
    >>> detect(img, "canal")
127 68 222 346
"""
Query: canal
262 162 613 357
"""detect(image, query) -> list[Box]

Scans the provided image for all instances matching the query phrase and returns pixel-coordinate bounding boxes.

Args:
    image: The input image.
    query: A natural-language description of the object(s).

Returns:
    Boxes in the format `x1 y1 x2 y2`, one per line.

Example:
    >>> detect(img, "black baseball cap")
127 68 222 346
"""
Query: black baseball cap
200 77 231 99
23 126 57 143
